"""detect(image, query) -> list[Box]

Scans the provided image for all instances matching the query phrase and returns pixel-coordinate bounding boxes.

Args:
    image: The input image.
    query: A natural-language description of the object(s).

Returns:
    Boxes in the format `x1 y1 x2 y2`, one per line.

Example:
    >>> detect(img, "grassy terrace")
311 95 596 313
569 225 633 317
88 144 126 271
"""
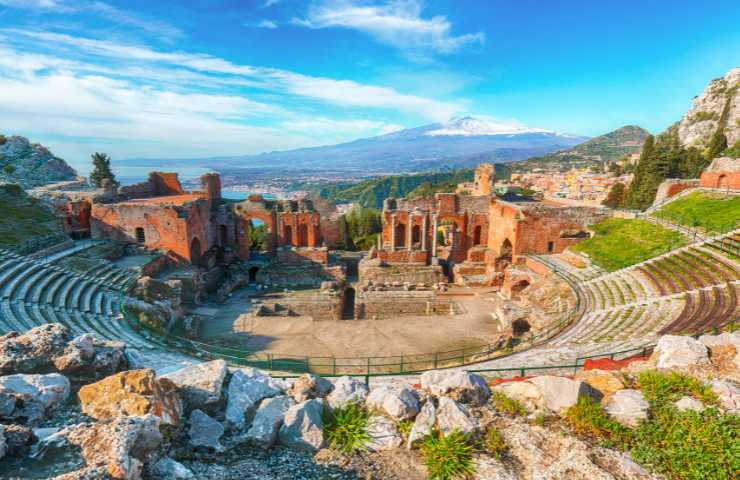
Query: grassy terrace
0 184 61 247
572 218 686 271
655 192 740 234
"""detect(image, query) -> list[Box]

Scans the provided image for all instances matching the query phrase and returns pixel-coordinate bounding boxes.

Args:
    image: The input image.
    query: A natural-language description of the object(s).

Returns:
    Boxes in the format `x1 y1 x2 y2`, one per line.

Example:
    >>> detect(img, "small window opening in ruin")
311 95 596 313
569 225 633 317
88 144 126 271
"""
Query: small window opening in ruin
717 174 727 189
248 266 260 283
547 241 554 252
190 237 202 266
412 225 421 245
297 223 309 247
219 225 228 247
135 227 145 244
284 225 293 246
395 224 406 248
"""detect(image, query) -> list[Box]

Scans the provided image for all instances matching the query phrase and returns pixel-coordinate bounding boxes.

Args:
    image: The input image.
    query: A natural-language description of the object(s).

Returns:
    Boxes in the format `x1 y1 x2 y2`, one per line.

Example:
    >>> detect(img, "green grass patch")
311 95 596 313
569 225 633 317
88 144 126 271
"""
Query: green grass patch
0 185 61 246
565 396 629 447
637 370 717 406
322 403 370 454
571 218 686 271
482 425 507 459
655 192 740 234
421 429 476 480
490 391 527 417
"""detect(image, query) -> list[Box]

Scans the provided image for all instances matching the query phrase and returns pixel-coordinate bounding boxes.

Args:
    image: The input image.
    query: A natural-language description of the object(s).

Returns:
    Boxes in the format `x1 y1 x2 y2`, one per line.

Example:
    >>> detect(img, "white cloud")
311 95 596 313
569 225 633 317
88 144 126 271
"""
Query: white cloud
379 123 404 135
7 29 460 120
258 19 277 29
0 0 63 8
295 0 484 59
263 0 281 7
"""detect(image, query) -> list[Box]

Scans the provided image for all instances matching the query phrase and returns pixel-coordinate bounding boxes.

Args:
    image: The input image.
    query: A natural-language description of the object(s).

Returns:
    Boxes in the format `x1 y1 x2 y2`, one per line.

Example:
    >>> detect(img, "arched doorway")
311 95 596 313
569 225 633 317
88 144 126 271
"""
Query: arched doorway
297 223 308 247
395 224 406 248
190 237 202 266
717 174 727 189
499 238 513 265
135 227 146 244
412 225 421 245
284 225 293 246
248 266 260 284
342 287 355 319
473 225 482 245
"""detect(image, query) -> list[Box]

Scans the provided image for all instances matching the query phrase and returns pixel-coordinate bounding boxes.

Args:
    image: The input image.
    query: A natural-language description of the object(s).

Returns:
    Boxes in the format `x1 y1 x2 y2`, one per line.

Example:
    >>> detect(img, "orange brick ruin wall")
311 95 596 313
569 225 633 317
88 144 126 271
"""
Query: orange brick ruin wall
700 171 740 190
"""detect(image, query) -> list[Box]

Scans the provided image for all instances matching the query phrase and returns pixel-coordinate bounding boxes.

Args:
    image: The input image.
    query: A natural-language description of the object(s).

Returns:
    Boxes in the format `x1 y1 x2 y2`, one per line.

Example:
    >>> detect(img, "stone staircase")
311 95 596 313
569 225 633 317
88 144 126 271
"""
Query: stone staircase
0 245 165 351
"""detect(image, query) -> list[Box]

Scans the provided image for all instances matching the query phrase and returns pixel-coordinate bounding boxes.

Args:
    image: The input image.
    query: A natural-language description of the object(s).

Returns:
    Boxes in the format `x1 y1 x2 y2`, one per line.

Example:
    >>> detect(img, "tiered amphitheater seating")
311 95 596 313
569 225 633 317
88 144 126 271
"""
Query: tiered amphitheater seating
0 245 164 351
530 229 739 352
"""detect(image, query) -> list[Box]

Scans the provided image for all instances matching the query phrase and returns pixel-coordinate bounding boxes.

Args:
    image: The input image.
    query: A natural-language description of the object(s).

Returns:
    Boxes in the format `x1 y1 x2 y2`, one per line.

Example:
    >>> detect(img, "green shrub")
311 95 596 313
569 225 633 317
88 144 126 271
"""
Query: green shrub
565 396 628 446
533 413 546 426
691 111 717 123
2 164 14 175
421 430 476 480
491 391 526 417
323 403 370 454
637 371 717 406
397 419 413 437
631 407 739 480
483 425 507 459
0 134 6 145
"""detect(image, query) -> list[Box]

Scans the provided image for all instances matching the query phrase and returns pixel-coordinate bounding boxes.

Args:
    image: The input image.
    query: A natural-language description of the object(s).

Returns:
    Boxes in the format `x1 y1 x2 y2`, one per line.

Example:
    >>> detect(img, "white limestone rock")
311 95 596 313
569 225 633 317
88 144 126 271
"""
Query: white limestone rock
366 385 420 420
151 458 195 480
0 373 70 424
605 389 649 427
287 373 333 403
436 396 476 436
245 395 295 448
326 376 369 409
698 332 740 349
0 323 70 374
653 335 709 369
490 380 542 413
674 396 705 412
225 368 283 430
164 360 228 411
52 334 95 374
188 409 224 451
364 415 403 452
278 399 325 452
420 370 491 405
529 375 598 416
711 379 740 413
407 397 436 448
473 456 518 480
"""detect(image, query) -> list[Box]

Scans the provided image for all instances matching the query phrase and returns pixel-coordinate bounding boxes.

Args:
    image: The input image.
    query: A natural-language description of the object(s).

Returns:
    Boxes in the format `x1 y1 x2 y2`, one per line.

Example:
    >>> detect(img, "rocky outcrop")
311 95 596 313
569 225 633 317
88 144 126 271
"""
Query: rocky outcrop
420 370 491 405
278 399 325 452
710 379 740 413
492 375 598 416
364 415 403 451
0 324 71 374
407 397 436 448
287 373 333 402
574 369 625 399
150 458 194 480
366 385 420 420
163 359 227 412
78 369 182 425
436 396 476 436
225 368 283 430
0 135 77 188
245 395 295 448
326 376 369 409
0 373 70 424
653 335 709 369
677 68 739 149
604 389 649 427
188 409 224 451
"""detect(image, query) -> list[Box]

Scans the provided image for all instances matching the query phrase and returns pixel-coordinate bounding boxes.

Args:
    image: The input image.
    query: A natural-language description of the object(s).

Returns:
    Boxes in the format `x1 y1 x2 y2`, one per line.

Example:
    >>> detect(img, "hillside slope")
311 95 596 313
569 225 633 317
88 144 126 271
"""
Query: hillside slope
0 135 77 188
0 183 62 247
514 125 649 171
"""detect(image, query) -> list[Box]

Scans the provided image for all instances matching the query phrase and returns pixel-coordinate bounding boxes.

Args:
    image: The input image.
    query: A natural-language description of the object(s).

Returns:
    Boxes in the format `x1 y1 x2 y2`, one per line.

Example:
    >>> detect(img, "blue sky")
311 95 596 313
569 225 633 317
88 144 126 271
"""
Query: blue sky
0 0 738 173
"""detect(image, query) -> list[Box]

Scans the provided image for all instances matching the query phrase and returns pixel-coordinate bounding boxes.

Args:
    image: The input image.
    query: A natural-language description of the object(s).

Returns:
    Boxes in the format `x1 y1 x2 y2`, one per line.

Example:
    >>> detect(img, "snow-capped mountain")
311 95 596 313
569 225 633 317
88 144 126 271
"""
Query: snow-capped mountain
124 116 587 173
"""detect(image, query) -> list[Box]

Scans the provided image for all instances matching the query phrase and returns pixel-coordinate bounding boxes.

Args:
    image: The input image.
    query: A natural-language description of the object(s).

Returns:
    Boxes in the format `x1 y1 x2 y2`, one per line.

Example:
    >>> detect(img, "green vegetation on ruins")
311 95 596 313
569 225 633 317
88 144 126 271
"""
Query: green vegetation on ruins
323 403 370 454
0 184 61 247
655 191 740 233
421 429 476 480
571 218 686 271
337 206 382 251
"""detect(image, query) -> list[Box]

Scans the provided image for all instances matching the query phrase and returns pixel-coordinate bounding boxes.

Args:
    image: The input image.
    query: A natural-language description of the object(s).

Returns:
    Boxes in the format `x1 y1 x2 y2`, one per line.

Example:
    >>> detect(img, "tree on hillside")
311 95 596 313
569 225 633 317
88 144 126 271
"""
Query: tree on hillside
603 182 627 208
624 135 658 210
89 152 118 188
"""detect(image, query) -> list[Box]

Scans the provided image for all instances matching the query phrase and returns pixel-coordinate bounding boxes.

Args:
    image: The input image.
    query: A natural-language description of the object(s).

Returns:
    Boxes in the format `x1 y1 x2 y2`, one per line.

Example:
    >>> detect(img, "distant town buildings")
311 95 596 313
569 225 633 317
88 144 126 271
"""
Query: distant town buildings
511 168 633 206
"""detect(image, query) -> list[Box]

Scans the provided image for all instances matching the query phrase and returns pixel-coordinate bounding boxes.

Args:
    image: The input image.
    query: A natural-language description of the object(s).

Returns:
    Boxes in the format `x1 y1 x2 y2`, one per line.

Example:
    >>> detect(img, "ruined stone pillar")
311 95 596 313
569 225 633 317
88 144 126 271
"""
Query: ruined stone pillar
421 213 428 251
431 214 438 256
390 214 397 252
407 212 414 250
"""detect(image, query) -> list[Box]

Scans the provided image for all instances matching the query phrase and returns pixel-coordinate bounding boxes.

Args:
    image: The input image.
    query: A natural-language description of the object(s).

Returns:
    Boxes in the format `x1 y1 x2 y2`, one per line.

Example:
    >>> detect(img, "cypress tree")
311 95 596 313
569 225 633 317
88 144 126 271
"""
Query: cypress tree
89 152 118 188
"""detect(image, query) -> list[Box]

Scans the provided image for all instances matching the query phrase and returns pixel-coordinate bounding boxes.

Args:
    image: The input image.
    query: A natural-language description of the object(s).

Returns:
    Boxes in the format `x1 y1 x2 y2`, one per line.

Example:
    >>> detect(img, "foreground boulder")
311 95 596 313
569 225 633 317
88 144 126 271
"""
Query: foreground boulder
0 373 70 424
436 396 476 435
0 324 70 374
326 376 369 409
150 458 194 480
653 335 709 369
278 399 325 452
225 368 283 430
604 389 649 427
245 395 295 448
65 415 163 480
420 370 491 405
287 373 333 402
78 369 182 425
366 385 420 420
188 409 224 451
574 369 625 399
491 380 543 413
407 398 436 448
529 376 600 415
0 424 5 461
364 415 403 451
711 379 740 413
163 360 228 412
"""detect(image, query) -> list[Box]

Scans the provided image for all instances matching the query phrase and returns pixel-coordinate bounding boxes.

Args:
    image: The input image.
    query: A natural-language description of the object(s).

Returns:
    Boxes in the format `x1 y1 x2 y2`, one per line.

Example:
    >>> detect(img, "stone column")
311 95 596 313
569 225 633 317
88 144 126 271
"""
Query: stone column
421 213 428 251
407 213 414 250
390 214 397 252
431 214 438 256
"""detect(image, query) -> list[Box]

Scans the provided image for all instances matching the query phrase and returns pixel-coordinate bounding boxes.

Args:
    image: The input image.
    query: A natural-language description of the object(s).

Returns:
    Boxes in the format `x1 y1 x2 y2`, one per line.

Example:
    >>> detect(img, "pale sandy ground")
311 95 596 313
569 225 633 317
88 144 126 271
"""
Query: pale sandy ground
199 286 506 358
